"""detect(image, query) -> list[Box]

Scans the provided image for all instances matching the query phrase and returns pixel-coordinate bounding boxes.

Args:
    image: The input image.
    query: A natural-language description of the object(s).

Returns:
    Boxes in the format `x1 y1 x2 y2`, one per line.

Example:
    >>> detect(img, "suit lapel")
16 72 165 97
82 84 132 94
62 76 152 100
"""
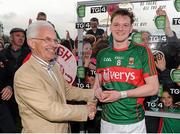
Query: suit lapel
29 57 60 92
52 65 66 101
29 56 66 103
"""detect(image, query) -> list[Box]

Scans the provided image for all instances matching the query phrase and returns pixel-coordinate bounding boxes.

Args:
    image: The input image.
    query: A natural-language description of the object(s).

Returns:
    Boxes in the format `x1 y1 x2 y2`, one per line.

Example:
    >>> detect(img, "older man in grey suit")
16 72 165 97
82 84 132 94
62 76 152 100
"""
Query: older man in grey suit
14 21 96 133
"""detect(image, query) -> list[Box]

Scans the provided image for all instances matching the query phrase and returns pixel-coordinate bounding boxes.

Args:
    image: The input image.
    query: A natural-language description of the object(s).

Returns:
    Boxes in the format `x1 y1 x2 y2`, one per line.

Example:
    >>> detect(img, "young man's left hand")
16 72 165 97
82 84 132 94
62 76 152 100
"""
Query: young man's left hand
100 90 121 103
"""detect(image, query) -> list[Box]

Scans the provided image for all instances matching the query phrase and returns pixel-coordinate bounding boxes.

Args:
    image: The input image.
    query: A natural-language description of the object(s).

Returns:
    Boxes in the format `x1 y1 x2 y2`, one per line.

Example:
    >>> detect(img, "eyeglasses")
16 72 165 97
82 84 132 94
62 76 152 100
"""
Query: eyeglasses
32 37 60 44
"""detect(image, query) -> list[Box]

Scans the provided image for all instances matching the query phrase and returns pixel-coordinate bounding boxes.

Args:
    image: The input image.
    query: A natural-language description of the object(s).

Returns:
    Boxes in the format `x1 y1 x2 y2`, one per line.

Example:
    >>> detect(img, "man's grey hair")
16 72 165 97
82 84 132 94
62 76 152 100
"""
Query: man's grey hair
26 21 54 40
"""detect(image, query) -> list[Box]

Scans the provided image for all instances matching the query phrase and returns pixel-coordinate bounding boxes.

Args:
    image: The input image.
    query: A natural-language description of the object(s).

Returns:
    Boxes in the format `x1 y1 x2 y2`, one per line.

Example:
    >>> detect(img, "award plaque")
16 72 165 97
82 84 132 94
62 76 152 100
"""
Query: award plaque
77 5 86 18
77 66 85 79
132 32 143 44
170 69 180 83
174 0 180 12
155 15 166 29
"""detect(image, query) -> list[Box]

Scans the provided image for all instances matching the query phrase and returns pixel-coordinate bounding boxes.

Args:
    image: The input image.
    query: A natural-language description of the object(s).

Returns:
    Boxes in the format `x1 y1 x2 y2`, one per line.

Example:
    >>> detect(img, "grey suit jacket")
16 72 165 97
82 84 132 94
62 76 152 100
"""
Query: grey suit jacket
14 56 95 133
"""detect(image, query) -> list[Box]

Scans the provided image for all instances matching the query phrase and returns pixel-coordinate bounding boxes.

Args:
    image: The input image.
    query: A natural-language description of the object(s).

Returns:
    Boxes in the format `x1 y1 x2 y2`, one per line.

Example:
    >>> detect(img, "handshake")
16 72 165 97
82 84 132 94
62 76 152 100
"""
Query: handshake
86 86 128 120
86 102 97 120
94 86 128 103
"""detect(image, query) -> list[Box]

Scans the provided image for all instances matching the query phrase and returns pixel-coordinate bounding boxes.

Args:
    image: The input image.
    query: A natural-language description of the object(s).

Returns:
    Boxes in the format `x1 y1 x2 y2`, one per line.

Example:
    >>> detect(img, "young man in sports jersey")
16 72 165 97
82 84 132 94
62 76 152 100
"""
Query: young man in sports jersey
94 9 159 133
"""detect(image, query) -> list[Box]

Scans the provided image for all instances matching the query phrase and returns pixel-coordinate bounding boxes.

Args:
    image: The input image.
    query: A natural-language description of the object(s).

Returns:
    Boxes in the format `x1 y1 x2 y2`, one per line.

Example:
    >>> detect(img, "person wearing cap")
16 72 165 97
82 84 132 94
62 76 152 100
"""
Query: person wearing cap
1 27 30 132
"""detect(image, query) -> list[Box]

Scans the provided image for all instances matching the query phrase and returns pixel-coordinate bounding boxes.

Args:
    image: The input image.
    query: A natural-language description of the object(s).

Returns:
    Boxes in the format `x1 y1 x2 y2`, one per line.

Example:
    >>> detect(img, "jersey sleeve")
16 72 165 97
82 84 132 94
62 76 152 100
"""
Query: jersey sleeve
141 46 157 78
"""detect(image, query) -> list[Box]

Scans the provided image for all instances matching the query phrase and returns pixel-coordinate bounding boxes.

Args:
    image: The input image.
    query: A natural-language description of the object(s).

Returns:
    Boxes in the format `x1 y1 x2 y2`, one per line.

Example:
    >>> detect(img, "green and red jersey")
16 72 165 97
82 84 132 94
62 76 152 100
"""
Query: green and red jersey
96 42 157 124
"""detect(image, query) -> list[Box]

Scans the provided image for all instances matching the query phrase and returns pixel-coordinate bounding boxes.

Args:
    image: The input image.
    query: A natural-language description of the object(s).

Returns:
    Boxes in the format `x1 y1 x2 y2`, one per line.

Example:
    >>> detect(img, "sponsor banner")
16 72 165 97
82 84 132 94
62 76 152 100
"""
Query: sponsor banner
97 66 145 86
90 6 107 13
174 0 180 12
172 18 180 25
56 45 77 85
154 15 166 29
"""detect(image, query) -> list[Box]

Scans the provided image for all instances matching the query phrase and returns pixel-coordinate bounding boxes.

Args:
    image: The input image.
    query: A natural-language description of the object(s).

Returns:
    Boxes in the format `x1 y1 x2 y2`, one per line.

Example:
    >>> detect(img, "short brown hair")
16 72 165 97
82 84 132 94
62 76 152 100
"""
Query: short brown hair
110 8 135 24
37 12 47 20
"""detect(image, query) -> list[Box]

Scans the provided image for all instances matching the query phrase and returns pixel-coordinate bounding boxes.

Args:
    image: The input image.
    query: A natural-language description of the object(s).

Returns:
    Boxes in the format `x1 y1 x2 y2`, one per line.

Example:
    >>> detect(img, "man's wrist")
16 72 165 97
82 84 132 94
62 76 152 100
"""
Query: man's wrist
120 91 128 98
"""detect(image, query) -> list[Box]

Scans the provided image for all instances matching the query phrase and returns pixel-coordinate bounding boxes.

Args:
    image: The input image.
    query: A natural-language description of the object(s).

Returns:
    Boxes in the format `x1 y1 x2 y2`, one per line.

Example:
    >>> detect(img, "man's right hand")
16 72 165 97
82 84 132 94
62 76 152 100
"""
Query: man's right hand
87 103 96 120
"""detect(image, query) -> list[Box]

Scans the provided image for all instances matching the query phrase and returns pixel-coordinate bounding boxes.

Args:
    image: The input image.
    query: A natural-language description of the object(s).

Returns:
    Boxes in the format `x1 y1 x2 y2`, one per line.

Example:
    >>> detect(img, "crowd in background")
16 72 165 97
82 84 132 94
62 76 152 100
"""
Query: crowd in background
0 7 179 133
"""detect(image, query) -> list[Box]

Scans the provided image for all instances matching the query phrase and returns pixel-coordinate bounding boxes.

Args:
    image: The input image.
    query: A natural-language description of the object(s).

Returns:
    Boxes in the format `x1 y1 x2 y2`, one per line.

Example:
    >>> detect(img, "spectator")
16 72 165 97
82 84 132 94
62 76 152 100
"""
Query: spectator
29 11 47 25
141 31 150 45
60 30 75 52
83 40 95 70
144 7 179 103
91 38 109 58
138 7 180 132
158 88 180 133
1 27 30 131
86 17 105 39
36 12 47 21
0 52 17 132
156 7 180 70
